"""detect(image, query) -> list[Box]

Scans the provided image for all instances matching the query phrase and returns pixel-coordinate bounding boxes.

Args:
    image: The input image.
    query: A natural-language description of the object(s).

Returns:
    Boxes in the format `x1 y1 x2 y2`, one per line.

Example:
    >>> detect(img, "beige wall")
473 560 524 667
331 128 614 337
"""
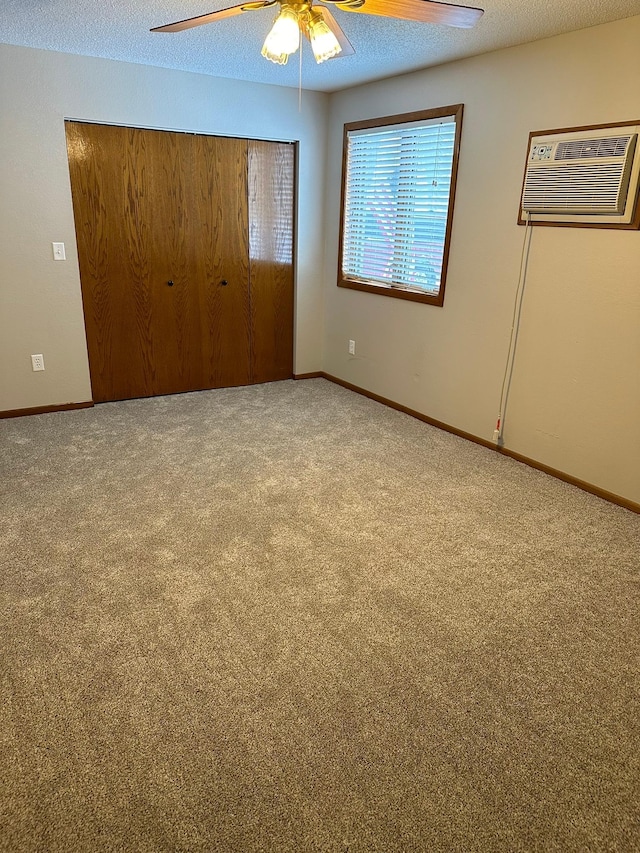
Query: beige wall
323 17 640 505
0 44 328 411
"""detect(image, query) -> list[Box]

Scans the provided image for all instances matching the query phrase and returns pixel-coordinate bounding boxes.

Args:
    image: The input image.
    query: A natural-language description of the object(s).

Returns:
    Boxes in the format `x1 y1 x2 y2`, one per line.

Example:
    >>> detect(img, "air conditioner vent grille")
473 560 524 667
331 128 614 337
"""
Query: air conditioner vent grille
555 136 631 160
523 163 626 212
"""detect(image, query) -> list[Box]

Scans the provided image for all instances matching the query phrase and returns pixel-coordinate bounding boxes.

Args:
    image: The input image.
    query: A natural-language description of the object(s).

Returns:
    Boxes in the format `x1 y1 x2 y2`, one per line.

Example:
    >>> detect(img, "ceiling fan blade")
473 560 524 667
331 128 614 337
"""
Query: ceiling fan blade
333 0 483 29
315 6 355 57
151 0 277 34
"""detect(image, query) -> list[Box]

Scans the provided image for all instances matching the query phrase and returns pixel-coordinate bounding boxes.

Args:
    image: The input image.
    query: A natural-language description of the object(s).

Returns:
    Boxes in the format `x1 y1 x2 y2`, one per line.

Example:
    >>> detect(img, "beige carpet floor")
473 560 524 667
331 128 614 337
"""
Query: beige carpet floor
1 378 638 852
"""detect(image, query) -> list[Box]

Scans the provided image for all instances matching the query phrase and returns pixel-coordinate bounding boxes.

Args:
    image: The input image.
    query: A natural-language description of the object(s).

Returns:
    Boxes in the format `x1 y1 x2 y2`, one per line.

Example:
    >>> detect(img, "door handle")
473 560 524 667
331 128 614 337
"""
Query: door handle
167 280 174 287
220 279 229 287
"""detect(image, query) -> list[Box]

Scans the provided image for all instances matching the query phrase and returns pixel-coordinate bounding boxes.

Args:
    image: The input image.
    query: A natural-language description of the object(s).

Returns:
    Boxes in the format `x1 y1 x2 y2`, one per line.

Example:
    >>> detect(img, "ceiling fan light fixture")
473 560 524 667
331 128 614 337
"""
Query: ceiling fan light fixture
261 5 300 64
308 10 342 63
153 0 484 70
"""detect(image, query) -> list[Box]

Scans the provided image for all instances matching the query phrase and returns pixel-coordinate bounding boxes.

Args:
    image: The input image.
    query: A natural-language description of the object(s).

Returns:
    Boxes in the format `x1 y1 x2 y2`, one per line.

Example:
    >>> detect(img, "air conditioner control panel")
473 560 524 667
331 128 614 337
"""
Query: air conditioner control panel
530 143 553 161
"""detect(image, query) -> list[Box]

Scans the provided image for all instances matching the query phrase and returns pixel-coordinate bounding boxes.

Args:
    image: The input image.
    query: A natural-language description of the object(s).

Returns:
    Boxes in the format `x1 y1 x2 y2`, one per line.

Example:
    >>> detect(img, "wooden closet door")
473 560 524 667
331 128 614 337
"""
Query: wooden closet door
143 128 206 397
248 140 295 383
66 123 253 401
193 135 252 389
66 123 205 401
66 123 293 402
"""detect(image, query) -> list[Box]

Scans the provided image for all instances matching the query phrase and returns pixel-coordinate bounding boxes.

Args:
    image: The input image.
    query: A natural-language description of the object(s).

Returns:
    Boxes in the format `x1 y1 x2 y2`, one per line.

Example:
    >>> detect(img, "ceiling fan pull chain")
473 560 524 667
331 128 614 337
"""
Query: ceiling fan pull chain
299 32 303 111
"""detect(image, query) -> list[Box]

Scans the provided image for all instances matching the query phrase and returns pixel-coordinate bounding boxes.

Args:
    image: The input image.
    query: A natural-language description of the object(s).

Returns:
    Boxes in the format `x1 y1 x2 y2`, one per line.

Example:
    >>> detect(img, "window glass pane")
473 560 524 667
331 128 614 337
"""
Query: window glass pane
340 110 460 303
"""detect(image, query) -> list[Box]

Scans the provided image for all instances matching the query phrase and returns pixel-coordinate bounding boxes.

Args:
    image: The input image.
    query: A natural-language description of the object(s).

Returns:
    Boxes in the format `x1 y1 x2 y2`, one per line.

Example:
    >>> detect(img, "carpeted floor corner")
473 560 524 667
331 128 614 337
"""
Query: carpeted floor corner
1 378 638 852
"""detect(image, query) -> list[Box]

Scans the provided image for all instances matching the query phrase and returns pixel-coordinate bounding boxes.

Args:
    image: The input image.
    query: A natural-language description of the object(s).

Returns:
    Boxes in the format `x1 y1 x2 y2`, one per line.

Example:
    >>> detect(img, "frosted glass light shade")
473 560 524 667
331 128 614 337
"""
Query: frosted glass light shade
261 7 300 64
308 15 341 63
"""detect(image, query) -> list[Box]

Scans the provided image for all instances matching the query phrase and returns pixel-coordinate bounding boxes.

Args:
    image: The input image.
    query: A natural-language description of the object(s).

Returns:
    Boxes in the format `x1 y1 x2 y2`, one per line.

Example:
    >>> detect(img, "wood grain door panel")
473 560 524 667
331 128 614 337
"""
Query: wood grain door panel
66 123 207 401
248 140 295 383
193 135 252 389
66 123 154 401
145 129 205 397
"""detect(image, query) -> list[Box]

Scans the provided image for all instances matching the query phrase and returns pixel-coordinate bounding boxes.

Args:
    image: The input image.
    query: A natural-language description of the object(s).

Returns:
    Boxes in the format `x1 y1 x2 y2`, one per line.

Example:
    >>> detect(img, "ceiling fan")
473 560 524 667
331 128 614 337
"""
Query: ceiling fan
151 0 484 66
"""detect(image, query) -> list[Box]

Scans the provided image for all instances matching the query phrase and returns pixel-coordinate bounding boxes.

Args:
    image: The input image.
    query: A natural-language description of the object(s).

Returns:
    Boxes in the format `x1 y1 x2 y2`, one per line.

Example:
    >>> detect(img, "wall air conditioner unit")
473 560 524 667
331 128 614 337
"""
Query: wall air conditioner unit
518 122 640 228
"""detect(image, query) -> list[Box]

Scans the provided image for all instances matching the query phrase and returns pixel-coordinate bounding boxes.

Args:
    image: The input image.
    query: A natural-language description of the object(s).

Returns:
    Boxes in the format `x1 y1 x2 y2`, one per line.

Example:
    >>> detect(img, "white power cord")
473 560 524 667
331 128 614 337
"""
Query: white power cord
494 211 533 445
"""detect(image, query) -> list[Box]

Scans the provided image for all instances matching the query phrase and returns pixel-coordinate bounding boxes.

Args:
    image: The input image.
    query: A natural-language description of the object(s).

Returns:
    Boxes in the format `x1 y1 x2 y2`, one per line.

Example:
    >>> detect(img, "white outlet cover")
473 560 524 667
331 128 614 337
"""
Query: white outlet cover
52 242 66 260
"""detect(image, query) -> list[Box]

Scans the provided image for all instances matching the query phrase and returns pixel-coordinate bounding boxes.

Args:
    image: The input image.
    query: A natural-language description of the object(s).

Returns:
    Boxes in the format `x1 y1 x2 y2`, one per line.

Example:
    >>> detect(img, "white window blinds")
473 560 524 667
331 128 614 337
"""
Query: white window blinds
342 117 457 296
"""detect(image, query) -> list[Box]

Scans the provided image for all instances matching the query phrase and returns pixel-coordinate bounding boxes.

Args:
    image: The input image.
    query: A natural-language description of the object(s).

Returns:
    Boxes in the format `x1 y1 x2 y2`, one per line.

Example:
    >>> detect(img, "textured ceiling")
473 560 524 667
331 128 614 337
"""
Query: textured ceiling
2 0 640 92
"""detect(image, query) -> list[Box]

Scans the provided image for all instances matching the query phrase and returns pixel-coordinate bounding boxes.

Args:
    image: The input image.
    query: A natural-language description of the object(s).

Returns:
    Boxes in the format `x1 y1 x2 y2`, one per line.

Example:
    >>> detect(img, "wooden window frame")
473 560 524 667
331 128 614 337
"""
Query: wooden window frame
337 104 464 307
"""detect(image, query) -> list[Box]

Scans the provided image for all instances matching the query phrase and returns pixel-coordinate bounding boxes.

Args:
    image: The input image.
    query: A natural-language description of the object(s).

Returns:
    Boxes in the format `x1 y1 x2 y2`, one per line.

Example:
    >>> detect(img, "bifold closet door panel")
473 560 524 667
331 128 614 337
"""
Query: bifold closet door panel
66 122 155 402
66 122 205 401
248 140 295 383
193 135 252 389
144 128 206 397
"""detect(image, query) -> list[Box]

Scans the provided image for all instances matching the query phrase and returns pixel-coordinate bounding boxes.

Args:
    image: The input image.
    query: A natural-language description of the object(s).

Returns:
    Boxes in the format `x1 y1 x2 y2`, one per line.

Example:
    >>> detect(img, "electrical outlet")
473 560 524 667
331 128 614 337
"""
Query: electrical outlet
31 354 45 372
348 339 356 355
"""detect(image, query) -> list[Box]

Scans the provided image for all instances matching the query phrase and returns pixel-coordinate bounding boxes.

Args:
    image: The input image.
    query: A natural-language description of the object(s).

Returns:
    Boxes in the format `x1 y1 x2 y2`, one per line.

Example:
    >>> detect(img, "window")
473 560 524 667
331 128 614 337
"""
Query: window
338 105 464 306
